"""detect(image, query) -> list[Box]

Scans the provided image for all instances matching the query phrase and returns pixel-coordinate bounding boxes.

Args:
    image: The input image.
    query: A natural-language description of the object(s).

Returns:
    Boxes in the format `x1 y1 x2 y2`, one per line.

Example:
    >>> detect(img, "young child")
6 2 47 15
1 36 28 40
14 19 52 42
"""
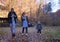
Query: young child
36 21 42 33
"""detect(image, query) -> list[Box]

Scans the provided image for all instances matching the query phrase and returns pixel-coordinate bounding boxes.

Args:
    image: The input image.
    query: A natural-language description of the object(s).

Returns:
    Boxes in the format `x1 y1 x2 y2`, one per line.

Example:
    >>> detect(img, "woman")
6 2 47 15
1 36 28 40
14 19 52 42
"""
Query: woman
8 8 17 37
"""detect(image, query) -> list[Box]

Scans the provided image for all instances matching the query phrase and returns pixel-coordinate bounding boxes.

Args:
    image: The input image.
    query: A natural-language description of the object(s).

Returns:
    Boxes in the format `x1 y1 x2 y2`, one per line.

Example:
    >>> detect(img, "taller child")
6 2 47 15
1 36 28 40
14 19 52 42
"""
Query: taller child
21 12 29 35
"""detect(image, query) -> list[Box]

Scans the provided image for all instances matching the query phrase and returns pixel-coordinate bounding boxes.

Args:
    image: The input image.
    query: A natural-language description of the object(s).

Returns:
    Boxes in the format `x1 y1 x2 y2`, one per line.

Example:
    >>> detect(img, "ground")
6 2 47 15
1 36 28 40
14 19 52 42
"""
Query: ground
0 26 60 42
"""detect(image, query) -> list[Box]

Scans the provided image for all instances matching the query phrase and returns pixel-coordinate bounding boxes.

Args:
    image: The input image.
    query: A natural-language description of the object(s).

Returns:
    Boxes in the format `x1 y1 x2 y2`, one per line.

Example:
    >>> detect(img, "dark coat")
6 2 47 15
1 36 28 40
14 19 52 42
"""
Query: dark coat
21 16 29 26
36 24 42 30
8 11 17 23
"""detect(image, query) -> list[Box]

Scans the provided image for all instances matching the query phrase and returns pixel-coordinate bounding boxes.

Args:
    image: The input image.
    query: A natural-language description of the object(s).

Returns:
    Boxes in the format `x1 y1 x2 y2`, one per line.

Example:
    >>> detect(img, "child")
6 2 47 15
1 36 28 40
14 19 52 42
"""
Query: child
36 21 42 33
21 12 29 35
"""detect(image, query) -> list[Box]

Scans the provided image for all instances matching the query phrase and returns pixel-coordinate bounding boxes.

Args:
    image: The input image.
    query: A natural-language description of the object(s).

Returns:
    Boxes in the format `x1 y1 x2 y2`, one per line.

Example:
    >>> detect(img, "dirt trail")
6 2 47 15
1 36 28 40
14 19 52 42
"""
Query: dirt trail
0 27 60 42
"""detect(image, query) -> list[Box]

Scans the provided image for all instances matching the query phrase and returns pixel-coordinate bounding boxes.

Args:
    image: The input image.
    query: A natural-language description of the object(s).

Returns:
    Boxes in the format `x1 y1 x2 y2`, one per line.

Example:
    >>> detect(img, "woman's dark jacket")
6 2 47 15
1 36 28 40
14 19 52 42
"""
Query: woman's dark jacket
8 11 17 23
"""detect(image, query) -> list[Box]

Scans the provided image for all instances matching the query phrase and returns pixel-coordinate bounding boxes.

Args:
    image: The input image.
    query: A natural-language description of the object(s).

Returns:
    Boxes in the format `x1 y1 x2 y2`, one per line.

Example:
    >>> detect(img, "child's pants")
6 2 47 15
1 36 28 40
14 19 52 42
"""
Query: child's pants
22 27 28 33
37 29 41 33
10 23 16 36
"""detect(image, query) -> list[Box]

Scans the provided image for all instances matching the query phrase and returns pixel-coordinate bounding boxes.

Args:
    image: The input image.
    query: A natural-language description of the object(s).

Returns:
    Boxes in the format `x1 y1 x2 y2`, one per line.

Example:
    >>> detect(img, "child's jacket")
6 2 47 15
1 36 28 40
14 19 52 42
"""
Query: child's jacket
36 24 42 29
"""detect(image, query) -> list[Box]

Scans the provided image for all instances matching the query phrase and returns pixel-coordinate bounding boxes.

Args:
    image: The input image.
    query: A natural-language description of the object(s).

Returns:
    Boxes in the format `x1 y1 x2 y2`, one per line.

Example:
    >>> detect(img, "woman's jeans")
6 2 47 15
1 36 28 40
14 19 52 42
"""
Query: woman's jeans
10 23 16 36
